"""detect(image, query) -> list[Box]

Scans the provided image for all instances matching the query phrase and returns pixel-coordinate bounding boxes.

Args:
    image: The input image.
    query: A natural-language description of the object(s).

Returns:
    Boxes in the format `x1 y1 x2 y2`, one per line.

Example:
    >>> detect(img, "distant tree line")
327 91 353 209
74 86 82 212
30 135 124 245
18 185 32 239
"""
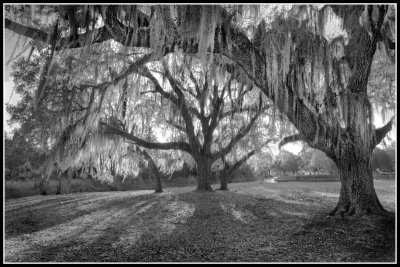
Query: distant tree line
371 146 395 172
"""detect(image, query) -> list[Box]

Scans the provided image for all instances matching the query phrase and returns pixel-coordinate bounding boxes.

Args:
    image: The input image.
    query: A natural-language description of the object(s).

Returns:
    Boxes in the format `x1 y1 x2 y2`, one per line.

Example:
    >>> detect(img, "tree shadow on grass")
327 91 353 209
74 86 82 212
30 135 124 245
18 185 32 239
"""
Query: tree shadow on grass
5 190 395 263
115 192 395 263
85 191 315 262
5 191 156 239
9 192 176 262
286 212 396 262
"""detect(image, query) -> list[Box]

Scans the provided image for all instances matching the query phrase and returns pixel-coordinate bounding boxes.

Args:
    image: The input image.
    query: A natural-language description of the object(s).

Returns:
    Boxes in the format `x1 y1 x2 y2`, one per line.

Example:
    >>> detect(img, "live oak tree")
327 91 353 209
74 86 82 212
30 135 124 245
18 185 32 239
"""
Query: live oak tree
6 45 79 191
5 4 396 214
6 32 163 192
100 56 268 190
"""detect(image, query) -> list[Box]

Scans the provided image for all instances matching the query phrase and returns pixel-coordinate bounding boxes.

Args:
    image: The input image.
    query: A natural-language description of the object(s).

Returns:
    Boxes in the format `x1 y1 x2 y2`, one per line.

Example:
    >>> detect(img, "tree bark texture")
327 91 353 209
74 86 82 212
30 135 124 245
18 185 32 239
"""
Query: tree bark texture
196 156 213 191
140 149 163 193
329 148 387 216
219 150 255 190
219 175 228 191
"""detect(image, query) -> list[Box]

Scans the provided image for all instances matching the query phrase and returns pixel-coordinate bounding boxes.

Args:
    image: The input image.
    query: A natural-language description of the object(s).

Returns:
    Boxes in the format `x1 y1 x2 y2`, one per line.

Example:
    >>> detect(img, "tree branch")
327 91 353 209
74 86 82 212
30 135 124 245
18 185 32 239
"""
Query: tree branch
165 119 186 133
181 86 198 99
5 7 151 51
138 66 179 104
100 120 191 153
110 53 154 85
5 18 49 43
5 6 338 155
373 115 395 148
205 83 226 145
278 133 303 150
222 150 255 178
138 66 202 119
212 98 263 161
140 90 158 96
187 66 201 98
219 104 267 121
162 64 201 150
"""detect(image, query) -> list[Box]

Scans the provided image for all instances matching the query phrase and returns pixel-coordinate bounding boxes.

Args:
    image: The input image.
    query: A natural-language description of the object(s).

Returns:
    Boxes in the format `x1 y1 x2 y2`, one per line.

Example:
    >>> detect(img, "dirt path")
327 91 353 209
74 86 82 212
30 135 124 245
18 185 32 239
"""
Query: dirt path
4 180 395 262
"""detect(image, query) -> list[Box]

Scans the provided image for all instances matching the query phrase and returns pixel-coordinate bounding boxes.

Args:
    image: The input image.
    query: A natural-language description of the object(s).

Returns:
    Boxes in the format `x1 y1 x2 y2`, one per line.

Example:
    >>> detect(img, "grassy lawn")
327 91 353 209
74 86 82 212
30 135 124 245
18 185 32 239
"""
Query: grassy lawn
4 179 396 262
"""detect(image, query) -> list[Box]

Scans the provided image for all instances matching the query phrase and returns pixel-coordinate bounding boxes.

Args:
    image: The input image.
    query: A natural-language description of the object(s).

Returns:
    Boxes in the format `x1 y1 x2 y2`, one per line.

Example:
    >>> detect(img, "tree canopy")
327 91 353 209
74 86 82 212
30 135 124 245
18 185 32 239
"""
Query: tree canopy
5 4 396 215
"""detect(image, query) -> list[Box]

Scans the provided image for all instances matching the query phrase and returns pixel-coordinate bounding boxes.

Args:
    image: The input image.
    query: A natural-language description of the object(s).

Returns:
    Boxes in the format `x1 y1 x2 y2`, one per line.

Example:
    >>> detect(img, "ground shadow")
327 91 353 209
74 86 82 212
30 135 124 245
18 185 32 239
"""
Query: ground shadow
5 191 156 238
5 190 395 262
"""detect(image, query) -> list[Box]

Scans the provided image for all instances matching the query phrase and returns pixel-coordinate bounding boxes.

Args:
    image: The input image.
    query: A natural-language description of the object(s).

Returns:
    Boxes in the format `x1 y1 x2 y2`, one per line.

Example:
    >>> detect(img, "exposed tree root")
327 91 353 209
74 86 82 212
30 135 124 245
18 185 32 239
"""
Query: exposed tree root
328 202 388 217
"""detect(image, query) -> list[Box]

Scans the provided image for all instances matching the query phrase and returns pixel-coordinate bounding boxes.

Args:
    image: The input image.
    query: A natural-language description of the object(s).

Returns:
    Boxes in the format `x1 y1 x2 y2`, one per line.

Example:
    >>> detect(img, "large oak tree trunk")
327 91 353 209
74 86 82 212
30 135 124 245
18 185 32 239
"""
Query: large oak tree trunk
327 61 389 216
196 157 213 191
330 153 387 216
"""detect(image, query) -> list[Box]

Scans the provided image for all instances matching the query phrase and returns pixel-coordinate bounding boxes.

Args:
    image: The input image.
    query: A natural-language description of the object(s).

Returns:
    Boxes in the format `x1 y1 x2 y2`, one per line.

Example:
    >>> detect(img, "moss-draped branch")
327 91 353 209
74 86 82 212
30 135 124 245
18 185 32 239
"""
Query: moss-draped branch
373 116 395 148
5 5 394 154
278 133 303 150
100 120 192 153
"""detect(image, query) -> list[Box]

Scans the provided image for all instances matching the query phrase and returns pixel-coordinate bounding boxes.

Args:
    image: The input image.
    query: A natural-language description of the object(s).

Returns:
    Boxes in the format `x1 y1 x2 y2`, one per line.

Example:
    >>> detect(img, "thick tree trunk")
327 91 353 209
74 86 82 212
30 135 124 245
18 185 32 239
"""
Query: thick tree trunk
153 174 163 193
140 149 163 193
39 177 48 195
219 157 230 190
329 150 387 216
219 175 228 190
56 169 72 195
196 157 213 191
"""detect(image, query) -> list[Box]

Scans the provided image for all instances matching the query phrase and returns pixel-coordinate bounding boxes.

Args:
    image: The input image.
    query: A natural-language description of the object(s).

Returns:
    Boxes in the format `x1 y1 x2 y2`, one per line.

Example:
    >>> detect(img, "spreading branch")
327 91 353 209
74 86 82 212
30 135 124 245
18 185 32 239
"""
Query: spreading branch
212 97 264 161
5 7 151 51
278 133 303 150
162 65 201 150
221 150 255 178
165 119 186 133
205 83 227 145
373 115 395 148
5 5 370 155
219 104 267 121
100 120 192 153
138 66 202 119
187 66 201 98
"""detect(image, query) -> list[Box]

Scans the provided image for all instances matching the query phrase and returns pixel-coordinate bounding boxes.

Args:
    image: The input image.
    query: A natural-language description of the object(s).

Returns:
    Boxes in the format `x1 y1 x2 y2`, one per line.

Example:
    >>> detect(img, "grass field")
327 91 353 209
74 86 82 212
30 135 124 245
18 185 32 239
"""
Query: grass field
4 179 396 262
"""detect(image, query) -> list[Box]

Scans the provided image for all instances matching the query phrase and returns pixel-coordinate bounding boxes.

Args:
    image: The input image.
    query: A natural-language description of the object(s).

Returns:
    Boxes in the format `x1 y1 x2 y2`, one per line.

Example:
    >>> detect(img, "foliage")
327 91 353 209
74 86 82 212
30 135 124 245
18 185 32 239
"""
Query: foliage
298 144 338 174
368 48 396 121
4 130 46 181
247 149 274 178
271 150 302 175
371 147 395 172
5 178 114 199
